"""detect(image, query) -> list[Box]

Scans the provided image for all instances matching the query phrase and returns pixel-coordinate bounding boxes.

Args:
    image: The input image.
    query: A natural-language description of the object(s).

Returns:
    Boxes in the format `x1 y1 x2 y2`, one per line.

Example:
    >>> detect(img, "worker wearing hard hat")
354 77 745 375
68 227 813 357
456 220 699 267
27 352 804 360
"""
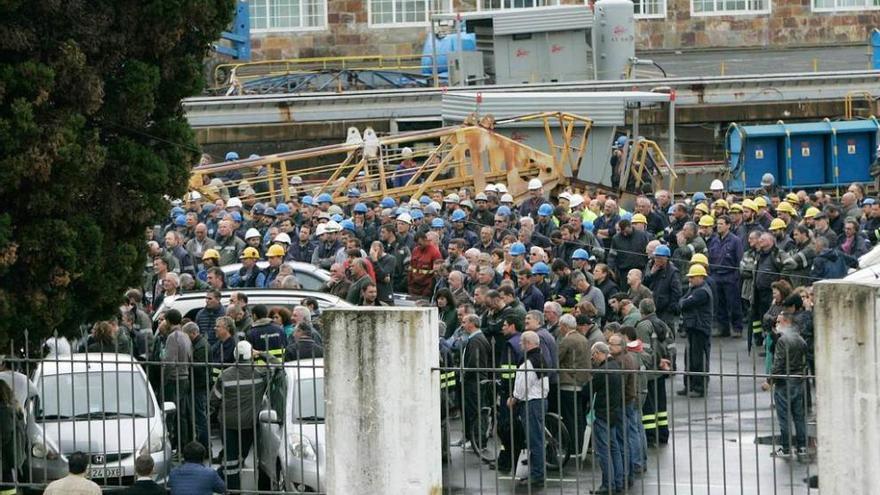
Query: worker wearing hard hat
769 218 794 252
709 179 725 201
231 247 265 288
677 263 713 399
261 244 287 288
520 178 545 220
775 201 798 237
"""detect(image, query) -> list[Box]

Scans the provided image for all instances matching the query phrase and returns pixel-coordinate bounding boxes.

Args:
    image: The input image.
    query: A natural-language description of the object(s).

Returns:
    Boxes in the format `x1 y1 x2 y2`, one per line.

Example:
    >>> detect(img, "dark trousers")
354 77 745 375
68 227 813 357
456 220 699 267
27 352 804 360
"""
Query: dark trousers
684 330 710 394
193 388 210 449
517 399 546 482
593 417 624 491
643 377 669 444
714 278 743 334
163 379 192 451
496 398 521 472
750 288 773 351
221 428 255 491
775 379 807 451
462 381 484 446
559 389 583 455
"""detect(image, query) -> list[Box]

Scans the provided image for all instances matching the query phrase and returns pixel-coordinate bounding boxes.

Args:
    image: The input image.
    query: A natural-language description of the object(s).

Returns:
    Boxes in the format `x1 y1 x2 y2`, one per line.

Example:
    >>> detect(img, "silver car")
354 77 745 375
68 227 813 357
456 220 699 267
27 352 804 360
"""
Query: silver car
26 353 174 489
257 359 325 492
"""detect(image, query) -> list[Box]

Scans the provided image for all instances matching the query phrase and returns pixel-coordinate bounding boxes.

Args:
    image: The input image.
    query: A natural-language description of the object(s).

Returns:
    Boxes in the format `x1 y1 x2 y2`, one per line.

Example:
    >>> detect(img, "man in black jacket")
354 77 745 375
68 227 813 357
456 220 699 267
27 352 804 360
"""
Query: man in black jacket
457 314 492 449
643 245 681 329
590 341 624 494
370 241 396 305
677 264 714 398
123 455 165 495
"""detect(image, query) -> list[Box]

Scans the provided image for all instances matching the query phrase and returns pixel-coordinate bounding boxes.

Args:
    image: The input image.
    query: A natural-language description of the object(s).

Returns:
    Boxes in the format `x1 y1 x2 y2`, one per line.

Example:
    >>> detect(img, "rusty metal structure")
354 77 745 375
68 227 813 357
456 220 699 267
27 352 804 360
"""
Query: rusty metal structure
191 112 600 204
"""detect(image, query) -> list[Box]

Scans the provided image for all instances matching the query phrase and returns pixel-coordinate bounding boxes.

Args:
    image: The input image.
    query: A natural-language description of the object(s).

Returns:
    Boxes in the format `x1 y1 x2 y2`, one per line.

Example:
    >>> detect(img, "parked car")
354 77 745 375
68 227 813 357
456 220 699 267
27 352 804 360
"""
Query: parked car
26 353 174 490
257 358 325 493
152 289 353 324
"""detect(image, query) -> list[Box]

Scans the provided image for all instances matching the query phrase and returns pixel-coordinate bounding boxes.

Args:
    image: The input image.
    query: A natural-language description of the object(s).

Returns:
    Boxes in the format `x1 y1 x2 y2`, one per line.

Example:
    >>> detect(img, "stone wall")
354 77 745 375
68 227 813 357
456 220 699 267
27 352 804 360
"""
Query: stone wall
246 0 880 60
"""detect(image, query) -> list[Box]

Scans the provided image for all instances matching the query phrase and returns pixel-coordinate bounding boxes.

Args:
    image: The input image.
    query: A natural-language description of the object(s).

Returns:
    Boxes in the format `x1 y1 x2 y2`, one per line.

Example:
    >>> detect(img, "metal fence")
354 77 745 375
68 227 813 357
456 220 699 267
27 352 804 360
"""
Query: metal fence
0 336 815 494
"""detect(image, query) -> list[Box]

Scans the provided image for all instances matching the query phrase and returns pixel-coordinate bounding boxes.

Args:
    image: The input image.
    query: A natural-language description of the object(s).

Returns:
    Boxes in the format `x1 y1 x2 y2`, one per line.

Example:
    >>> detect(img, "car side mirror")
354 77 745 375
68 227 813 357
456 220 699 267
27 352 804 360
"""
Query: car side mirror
258 410 280 424
162 401 177 414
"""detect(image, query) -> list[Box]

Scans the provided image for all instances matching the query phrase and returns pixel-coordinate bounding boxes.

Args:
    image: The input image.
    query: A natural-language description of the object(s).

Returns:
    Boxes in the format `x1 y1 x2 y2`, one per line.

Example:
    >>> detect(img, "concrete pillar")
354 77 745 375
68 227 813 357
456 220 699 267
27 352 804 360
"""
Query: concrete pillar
813 280 880 494
323 307 441 495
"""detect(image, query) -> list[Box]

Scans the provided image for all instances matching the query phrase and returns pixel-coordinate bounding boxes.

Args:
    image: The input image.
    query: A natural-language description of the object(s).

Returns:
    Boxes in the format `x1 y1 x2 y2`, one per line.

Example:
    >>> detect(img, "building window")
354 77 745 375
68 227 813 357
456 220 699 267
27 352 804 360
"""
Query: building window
634 0 666 17
691 0 770 15
813 0 880 11
369 0 450 26
477 0 560 10
250 0 326 31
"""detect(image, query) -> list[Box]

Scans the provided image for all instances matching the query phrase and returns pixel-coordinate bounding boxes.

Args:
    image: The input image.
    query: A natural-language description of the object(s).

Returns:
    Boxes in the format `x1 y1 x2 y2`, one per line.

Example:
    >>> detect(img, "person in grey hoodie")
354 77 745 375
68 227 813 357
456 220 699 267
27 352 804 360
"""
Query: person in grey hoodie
162 309 193 450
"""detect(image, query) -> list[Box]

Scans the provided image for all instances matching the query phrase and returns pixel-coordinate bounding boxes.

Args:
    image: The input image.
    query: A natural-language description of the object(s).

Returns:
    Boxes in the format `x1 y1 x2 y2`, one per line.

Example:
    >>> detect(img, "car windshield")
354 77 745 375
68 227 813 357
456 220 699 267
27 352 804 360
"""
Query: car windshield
292 377 324 421
36 371 154 420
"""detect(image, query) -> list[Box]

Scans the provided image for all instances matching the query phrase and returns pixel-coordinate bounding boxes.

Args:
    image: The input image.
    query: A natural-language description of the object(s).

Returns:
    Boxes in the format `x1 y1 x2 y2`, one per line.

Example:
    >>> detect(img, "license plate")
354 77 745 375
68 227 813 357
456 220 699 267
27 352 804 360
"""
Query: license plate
89 467 123 478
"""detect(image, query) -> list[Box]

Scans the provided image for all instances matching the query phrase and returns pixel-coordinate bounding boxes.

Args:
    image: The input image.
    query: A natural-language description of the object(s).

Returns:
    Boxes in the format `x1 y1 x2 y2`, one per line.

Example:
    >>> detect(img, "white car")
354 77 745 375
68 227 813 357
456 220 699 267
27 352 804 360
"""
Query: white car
26 353 174 490
257 359 325 492
220 261 330 292
152 289 352 324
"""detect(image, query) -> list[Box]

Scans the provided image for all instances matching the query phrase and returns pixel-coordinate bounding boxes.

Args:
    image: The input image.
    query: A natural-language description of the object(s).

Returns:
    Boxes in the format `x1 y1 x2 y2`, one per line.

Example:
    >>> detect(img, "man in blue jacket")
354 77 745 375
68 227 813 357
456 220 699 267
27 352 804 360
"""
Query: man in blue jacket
168 441 226 494
677 264 714 398
707 216 744 338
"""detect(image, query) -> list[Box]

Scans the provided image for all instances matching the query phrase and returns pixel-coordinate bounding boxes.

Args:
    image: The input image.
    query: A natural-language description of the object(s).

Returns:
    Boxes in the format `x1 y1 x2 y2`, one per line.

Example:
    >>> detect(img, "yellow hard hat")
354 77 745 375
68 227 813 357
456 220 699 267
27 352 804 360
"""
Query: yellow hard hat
698 215 715 227
686 264 708 278
754 196 768 208
729 203 743 213
776 201 797 216
691 253 709 267
742 198 758 212
769 218 787 231
713 199 729 210
695 203 710 214
804 206 820 219
785 193 800 205
631 213 647 225
202 249 220 261
240 247 260 260
266 244 286 258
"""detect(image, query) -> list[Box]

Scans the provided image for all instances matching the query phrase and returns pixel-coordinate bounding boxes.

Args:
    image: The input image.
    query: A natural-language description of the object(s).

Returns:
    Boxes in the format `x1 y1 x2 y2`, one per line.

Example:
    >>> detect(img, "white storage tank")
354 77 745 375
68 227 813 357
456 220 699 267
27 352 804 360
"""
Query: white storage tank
592 0 635 80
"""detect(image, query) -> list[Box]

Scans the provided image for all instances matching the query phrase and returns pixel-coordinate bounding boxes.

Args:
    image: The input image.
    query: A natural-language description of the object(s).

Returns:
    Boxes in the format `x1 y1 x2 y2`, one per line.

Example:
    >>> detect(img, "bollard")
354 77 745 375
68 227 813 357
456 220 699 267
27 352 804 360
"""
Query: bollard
323 307 441 495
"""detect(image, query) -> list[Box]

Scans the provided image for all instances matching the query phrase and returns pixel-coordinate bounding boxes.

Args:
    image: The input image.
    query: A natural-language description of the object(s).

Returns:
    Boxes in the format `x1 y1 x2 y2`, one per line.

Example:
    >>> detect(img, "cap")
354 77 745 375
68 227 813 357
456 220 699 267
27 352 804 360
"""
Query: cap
698 215 715 227
693 192 707 203
240 247 260 260
419 195 431 205
631 213 647 225
317 211 331 220
509 242 526 256
429 201 441 211
401 147 413 158
424 205 438 215
559 191 572 202
769 218 787 231
528 178 543 190
411 209 424 220
331 214 344 223
347 188 361 198
582 220 594 232
289 175 303 185
687 264 708 278
654 245 671 257
174 215 186 227
275 232 291 244
353 203 368 214
187 191 202 201
245 228 261 239
266 244 285 257
328 205 343 216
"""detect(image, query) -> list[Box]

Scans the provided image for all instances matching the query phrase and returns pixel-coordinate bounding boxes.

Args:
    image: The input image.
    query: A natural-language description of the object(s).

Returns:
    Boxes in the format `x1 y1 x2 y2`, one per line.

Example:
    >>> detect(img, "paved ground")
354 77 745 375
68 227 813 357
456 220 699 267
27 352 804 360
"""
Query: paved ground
636 44 872 78
442 335 818 494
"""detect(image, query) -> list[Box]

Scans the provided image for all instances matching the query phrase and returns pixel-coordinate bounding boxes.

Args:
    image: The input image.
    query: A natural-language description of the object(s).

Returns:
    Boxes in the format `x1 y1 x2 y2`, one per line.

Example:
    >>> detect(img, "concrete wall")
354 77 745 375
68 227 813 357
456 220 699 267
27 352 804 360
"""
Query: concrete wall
323 307 441 495
813 279 880 495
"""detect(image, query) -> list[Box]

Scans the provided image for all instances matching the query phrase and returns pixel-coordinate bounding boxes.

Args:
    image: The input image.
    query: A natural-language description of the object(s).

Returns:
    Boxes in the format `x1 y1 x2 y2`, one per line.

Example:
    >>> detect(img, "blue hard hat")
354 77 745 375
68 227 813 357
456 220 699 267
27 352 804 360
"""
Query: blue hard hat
317 193 333 204
451 210 467 222
230 211 243 222
865 198 877 206
411 210 424 220
531 262 550 276
331 213 344 222
509 242 526 256
225 151 239 161
263 207 277 217
340 220 356 232
202 204 216 214
621 212 632 221
667 205 676 215
380 197 396 209
693 192 707 203
572 248 589 260
654 245 672 257
174 214 187 227
419 195 431 205
614 136 627 148
347 188 361 198
353 202 368 214
302 195 315 206
431 218 445 229
170 206 185 218
252 203 266 215
582 220 594 232
276 203 290 214
538 203 554 217
497 205 512 217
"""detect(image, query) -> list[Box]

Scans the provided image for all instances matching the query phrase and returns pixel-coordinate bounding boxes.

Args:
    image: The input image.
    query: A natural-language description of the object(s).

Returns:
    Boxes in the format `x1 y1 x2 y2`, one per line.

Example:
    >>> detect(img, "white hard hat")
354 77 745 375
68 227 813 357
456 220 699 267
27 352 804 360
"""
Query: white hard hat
761 173 775 187
328 205 343 216
709 179 724 191
495 183 508 194
245 228 261 239
444 193 460 204
289 175 303 185
484 184 497 193
409 199 421 208
528 179 543 190
187 191 202 201
236 340 253 361
315 224 327 236
559 191 572 201
429 201 441 211
274 232 291 244
569 194 585 208
401 147 413 158
501 193 514 203
325 220 342 233
227 197 243 209
397 213 413 224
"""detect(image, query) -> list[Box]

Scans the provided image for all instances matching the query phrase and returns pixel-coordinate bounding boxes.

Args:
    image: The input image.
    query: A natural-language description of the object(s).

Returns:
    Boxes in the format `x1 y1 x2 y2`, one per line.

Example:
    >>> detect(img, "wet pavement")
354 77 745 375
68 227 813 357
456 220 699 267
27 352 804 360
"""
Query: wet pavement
442 335 818 494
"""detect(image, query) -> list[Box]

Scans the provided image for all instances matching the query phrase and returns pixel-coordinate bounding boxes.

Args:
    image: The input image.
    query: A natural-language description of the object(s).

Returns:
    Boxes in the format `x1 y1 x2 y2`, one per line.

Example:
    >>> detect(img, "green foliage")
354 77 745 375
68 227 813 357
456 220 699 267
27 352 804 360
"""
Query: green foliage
0 0 233 347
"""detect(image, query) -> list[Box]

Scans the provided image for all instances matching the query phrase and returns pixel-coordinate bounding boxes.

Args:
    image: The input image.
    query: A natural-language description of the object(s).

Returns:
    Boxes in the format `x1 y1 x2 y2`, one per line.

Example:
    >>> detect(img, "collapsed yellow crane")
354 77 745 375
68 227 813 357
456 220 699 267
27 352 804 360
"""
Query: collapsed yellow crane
191 112 595 204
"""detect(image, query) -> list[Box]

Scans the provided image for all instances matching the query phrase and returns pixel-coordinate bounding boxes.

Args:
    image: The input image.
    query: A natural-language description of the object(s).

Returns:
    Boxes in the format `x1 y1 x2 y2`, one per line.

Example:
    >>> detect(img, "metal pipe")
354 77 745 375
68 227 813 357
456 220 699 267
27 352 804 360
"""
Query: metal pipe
430 19 439 88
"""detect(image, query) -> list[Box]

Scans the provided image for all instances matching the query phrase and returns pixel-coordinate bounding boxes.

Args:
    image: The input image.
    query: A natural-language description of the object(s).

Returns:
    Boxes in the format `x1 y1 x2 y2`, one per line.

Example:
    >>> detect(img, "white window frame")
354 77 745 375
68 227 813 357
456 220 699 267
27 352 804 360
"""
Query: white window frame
634 0 667 18
812 0 880 12
249 0 328 33
475 0 561 11
368 0 452 27
690 0 770 16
